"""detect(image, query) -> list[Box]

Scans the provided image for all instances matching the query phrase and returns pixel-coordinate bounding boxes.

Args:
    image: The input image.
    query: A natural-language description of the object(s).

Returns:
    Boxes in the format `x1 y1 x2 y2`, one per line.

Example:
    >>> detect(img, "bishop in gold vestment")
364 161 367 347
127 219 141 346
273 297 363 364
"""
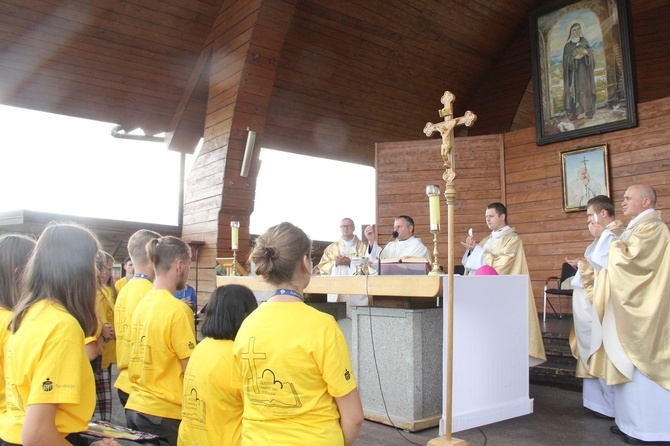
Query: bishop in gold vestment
605 184 670 442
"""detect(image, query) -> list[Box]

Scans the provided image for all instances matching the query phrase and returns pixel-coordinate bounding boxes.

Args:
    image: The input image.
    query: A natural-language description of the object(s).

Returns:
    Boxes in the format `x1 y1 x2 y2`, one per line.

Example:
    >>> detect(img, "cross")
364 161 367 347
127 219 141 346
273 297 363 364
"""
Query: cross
424 90 476 446
240 337 266 394
580 155 589 170
423 91 477 173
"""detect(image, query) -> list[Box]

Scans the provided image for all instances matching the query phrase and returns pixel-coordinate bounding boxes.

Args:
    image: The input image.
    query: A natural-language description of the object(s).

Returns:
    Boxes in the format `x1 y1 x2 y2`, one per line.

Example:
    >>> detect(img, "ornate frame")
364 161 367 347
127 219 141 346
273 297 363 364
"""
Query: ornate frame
561 143 610 212
530 0 637 145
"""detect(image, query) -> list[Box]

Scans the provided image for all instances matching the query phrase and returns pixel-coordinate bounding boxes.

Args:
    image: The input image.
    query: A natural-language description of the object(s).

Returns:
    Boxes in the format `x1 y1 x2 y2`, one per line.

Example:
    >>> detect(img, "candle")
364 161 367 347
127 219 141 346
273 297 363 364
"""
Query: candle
426 185 441 231
429 195 440 231
230 221 240 250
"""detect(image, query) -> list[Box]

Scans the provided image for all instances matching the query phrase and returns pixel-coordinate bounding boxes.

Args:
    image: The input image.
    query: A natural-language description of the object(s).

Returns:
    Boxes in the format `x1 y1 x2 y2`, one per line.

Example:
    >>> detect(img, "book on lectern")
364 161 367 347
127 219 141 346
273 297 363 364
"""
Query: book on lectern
380 257 431 275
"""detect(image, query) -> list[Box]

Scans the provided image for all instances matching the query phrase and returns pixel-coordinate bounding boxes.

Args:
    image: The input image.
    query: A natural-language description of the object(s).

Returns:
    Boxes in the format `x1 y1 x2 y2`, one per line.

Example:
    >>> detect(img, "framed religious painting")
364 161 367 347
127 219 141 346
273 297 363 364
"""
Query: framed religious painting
561 144 610 212
529 0 637 145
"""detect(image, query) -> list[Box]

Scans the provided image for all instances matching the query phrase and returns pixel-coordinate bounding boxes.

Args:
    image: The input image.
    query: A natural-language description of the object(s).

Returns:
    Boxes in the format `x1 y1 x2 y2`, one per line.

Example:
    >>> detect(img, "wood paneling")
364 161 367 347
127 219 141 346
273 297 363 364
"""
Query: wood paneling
2 0 669 163
376 97 670 316
182 0 297 302
504 97 670 313
468 0 670 137
376 134 503 268
2 0 670 307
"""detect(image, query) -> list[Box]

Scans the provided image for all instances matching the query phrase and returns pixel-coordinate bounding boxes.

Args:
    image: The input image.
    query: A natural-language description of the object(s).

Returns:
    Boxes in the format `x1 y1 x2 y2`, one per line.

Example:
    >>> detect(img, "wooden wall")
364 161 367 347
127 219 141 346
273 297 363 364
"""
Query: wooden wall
376 96 670 314
376 134 504 269
182 0 297 305
468 0 670 137
506 96 670 309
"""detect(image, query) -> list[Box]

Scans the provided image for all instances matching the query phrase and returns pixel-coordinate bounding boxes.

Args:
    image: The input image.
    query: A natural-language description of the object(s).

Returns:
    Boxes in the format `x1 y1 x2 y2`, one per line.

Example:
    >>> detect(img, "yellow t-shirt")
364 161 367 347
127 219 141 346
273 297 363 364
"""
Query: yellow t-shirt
0 306 13 413
125 289 196 420
114 277 153 394
98 286 116 369
232 302 357 445
0 300 95 444
115 276 128 293
178 338 242 446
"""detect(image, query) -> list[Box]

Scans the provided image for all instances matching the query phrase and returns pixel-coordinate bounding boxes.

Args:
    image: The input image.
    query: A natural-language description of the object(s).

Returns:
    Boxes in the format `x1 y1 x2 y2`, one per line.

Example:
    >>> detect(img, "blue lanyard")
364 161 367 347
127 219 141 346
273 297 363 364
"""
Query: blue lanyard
272 288 304 301
133 273 152 282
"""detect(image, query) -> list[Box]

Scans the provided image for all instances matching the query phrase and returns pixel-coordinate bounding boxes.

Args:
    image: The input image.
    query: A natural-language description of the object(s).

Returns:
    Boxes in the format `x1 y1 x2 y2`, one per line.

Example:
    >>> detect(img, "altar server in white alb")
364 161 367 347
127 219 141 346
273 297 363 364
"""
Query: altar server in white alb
364 215 431 265
604 184 670 444
460 202 546 365
567 195 623 419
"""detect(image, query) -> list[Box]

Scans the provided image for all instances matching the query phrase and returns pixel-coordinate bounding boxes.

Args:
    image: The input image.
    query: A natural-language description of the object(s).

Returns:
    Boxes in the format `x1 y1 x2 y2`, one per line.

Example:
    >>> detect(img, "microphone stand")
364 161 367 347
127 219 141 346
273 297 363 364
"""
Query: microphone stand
377 231 399 275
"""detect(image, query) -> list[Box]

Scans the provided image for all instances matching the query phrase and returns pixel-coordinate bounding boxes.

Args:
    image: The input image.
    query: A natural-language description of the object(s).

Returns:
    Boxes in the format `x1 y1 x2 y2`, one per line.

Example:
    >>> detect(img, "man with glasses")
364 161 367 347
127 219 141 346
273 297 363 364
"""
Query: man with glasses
317 218 367 276
317 218 369 314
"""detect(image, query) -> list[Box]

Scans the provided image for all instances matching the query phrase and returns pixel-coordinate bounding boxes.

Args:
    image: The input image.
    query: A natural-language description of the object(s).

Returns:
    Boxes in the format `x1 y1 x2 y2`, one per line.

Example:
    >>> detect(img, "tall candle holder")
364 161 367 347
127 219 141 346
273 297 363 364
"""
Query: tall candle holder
426 184 442 275
230 221 240 276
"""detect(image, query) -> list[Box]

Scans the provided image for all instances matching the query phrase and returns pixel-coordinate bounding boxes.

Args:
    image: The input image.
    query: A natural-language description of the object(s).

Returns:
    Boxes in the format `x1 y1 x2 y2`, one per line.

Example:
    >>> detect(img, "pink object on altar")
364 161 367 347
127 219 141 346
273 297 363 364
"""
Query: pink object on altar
475 265 498 276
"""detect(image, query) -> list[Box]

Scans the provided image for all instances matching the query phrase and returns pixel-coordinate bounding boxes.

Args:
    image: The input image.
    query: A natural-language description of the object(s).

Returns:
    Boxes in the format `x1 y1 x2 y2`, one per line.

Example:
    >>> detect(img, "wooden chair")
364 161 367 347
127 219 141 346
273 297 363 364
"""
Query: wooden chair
543 262 577 322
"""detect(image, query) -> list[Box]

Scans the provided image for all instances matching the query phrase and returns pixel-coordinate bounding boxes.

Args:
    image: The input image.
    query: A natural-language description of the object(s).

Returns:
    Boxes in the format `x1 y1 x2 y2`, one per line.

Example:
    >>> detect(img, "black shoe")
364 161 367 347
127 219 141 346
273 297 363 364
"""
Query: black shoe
623 434 668 445
611 426 624 436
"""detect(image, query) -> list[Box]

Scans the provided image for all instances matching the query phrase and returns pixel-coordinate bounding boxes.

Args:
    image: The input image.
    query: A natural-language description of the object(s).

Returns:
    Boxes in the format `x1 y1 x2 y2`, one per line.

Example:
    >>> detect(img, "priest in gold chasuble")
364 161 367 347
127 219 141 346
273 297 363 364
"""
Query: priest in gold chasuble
604 184 670 443
462 202 546 365
316 218 369 314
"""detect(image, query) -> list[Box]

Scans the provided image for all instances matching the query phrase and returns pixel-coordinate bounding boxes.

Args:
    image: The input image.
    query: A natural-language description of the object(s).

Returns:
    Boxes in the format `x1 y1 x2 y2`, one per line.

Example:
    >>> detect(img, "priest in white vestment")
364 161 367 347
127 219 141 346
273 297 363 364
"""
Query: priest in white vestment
461 202 546 365
568 195 623 419
605 184 670 443
365 215 431 268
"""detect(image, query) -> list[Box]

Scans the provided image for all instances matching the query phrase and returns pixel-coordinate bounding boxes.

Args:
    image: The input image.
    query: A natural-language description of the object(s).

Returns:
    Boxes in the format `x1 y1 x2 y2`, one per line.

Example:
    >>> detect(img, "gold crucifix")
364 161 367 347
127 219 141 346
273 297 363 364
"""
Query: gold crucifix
425 91 476 446
423 91 477 182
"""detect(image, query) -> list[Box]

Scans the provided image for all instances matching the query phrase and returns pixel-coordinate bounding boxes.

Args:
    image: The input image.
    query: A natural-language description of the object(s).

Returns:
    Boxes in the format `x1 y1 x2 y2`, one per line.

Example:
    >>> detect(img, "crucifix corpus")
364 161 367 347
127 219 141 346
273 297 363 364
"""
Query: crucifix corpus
424 91 476 446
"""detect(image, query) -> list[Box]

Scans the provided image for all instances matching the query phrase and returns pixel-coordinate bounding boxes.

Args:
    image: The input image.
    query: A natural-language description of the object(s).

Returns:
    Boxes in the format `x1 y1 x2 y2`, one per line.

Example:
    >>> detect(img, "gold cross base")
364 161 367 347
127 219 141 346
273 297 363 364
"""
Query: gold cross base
427 436 469 446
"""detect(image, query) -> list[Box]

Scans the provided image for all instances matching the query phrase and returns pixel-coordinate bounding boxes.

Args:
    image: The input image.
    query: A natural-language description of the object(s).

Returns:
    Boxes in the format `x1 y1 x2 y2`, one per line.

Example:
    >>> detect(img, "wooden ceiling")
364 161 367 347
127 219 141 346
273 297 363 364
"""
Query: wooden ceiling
0 0 542 166
1 0 667 167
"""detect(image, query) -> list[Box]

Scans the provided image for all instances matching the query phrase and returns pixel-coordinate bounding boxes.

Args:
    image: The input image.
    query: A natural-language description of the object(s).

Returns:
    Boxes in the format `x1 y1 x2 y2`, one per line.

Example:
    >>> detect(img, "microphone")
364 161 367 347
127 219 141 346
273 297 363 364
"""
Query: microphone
377 231 399 275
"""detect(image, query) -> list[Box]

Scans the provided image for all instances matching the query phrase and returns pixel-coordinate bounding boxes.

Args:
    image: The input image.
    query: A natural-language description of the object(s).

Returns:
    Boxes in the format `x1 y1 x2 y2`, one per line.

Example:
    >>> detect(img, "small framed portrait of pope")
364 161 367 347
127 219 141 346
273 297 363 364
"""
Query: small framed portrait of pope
529 0 637 145
561 144 610 212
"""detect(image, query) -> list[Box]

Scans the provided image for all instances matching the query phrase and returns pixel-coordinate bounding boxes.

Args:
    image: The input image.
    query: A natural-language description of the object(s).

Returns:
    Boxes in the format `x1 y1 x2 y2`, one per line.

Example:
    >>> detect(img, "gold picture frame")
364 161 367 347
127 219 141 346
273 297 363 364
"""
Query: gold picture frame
561 144 610 212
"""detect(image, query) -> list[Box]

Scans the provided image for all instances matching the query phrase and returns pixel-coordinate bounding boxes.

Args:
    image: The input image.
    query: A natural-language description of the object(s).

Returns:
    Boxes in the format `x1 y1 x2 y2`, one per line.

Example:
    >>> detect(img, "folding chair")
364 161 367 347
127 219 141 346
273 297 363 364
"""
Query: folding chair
543 262 577 322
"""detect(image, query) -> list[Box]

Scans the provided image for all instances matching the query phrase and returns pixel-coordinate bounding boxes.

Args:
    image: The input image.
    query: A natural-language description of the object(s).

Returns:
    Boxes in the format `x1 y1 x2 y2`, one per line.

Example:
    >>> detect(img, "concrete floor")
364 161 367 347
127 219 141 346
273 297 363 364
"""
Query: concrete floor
354 383 625 446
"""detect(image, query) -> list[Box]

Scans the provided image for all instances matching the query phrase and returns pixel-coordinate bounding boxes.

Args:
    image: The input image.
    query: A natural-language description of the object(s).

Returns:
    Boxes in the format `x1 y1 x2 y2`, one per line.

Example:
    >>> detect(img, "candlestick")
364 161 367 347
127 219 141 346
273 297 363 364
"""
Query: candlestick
230 221 240 250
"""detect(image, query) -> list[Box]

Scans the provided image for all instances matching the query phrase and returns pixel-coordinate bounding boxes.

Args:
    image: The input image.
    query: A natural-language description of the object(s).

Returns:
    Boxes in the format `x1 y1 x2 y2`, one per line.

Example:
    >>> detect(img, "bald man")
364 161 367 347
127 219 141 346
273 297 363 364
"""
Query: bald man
605 184 670 443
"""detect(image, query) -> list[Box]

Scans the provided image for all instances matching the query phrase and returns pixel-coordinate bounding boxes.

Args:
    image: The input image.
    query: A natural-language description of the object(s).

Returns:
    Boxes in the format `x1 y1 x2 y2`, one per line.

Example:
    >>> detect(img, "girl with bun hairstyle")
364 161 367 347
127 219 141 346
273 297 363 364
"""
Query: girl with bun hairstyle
233 222 363 446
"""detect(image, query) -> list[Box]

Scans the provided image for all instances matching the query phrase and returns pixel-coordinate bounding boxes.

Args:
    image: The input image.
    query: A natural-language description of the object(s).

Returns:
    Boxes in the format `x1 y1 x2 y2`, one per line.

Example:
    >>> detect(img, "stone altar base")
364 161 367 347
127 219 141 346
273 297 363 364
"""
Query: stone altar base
344 307 443 432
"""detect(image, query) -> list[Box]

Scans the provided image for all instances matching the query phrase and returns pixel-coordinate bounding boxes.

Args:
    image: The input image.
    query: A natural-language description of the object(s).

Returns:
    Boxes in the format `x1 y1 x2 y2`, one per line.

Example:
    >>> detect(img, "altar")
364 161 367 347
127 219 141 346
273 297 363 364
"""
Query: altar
215 274 532 432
